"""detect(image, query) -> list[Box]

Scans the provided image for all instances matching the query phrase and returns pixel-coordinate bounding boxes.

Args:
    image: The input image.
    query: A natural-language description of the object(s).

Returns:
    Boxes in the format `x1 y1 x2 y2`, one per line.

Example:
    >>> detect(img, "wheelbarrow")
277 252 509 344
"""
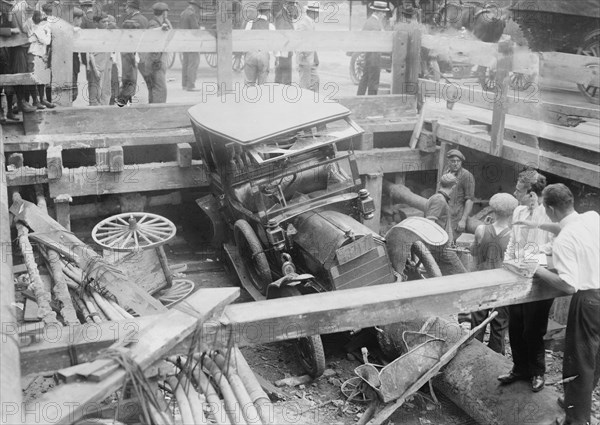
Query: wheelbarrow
354 331 446 403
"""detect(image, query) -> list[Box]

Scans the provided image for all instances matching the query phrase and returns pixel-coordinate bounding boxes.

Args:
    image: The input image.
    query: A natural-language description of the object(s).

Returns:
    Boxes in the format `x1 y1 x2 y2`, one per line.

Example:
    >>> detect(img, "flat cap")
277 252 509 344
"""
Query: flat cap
79 0 94 6
152 2 168 11
72 6 84 17
126 0 140 9
440 173 458 188
446 149 465 161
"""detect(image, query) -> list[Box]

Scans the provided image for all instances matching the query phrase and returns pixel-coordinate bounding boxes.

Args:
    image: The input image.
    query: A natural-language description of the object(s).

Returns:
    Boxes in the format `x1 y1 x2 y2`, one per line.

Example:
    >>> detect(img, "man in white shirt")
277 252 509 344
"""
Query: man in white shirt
295 1 320 92
244 2 275 86
499 170 555 392
535 183 600 425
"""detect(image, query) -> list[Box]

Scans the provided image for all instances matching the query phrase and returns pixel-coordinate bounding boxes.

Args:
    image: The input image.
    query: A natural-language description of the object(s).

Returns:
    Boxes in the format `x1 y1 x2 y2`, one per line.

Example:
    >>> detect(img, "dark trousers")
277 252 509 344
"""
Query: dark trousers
472 307 509 354
140 61 167 104
357 53 381 96
274 56 292 85
118 53 138 105
508 297 554 376
563 289 600 425
182 52 200 89
431 245 467 276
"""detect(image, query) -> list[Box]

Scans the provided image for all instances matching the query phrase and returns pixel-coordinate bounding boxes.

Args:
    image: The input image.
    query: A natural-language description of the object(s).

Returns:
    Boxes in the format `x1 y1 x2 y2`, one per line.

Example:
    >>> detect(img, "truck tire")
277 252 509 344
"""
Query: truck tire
297 335 326 378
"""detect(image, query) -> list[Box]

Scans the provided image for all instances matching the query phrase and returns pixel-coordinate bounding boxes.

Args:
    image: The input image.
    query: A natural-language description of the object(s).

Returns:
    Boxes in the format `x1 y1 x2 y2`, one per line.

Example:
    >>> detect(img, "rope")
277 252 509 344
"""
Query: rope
99 347 165 425
79 256 125 301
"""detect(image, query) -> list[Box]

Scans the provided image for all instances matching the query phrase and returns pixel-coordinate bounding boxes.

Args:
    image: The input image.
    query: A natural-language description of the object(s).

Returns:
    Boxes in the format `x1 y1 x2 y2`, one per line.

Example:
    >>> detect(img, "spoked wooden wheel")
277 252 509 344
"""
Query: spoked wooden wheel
577 36 600 104
509 72 534 91
157 278 195 307
92 212 176 252
205 53 217 68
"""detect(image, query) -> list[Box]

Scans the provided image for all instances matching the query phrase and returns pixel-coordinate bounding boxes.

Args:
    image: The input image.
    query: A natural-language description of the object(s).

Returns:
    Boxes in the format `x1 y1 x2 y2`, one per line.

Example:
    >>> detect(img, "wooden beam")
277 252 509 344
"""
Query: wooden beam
363 173 383 233
176 143 193 168
50 19 74 107
391 30 408 95
0 33 29 48
216 0 233 93
490 41 513 157
53 195 72 231
107 146 124 172
540 51 600 86
0 121 23 418
437 123 600 188
338 95 417 120
19 288 239 425
46 146 63 180
405 27 421 99
20 270 564 376
355 147 438 175
47 161 209 197
72 29 394 53
0 73 45 86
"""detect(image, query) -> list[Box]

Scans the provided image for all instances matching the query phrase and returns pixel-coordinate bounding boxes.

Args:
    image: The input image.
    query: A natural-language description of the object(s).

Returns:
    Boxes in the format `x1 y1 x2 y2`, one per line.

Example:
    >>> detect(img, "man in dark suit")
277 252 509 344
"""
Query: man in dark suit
180 1 201 91
357 1 389 96
116 0 148 106
140 2 171 103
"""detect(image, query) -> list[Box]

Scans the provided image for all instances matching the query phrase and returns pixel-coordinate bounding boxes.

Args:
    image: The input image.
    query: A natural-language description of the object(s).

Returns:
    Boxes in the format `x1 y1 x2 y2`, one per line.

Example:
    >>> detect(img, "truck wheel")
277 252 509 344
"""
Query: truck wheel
577 35 600 104
407 240 442 280
234 219 272 295
349 52 365 85
296 335 326 378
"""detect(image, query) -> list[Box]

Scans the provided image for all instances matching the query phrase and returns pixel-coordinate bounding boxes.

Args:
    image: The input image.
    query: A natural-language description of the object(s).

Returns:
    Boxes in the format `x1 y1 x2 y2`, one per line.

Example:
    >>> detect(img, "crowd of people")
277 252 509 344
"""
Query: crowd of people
427 149 599 425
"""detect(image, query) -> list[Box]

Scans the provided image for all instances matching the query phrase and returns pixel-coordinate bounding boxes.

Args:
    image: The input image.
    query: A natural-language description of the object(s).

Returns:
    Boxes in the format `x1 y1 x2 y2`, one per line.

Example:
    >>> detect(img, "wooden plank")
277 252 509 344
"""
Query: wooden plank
220 269 564 347
363 173 383 233
6 166 49 186
20 270 563 376
216 0 233 93
72 29 394 53
176 143 193 168
540 51 600 86
53 195 72 231
21 288 240 425
0 33 29 48
338 95 417 120
50 19 74 107
405 28 421 98
391 30 408 95
0 124 23 418
354 147 438 175
47 161 208 197
11 198 167 315
408 107 426 149
421 34 497 68
490 41 513 157
437 123 600 188
0 73 45 86
108 146 124 172
46 146 63 180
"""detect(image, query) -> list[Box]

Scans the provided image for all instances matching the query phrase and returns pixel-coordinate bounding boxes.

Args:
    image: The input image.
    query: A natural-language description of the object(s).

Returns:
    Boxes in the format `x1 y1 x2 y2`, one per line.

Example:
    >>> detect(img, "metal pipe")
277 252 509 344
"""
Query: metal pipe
212 352 263 425
194 353 248 425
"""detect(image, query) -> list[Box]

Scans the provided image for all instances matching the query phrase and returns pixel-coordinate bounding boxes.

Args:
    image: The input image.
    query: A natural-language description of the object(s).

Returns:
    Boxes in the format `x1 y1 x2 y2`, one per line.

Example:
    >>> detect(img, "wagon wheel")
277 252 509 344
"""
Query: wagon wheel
296 335 326 378
166 52 176 69
349 52 365 85
233 219 272 295
405 240 442 280
232 52 245 72
341 377 375 403
478 65 497 92
205 53 218 68
509 72 534 91
157 278 195 307
577 35 600 104
92 212 176 252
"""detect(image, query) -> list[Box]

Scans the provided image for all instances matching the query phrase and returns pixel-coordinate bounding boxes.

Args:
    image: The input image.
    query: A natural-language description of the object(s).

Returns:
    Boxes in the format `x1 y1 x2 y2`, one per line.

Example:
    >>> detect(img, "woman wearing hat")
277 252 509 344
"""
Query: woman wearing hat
357 1 389 96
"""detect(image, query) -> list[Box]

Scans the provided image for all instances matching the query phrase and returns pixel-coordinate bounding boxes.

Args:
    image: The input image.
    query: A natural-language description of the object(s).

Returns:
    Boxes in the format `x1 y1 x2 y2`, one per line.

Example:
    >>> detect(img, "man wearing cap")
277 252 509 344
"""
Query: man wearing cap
116 0 147 106
274 0 298 85
357 1 389 96
79 0 96 29
424 172 469 276
180 1 201 91
295 1 320 92
444 149 475 241
138 2 171 103
244 2 275 86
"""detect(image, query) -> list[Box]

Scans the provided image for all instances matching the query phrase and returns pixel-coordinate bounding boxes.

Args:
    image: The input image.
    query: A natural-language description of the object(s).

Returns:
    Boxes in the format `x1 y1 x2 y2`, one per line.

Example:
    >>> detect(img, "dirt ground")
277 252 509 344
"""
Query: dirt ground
21 218 599 425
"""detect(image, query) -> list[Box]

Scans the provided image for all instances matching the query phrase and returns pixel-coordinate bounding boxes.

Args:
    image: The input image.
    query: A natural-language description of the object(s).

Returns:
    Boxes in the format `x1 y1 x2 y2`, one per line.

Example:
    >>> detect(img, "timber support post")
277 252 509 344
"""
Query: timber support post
50 19 74 107
391 30 408 95
364 172 383 234
0 125 23 420
217 0 234 94
490 40 513 157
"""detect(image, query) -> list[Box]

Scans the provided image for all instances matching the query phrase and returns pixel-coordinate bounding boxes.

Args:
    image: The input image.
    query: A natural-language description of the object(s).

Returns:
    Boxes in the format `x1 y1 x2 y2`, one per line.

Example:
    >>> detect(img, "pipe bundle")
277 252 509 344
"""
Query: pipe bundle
164 349 274 425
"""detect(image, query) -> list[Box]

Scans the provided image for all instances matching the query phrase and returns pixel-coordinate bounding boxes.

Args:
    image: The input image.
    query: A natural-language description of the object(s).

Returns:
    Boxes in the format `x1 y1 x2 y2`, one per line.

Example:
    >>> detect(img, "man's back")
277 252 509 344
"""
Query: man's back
362 14 382 31
180 5 199 29
554 211 600 290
